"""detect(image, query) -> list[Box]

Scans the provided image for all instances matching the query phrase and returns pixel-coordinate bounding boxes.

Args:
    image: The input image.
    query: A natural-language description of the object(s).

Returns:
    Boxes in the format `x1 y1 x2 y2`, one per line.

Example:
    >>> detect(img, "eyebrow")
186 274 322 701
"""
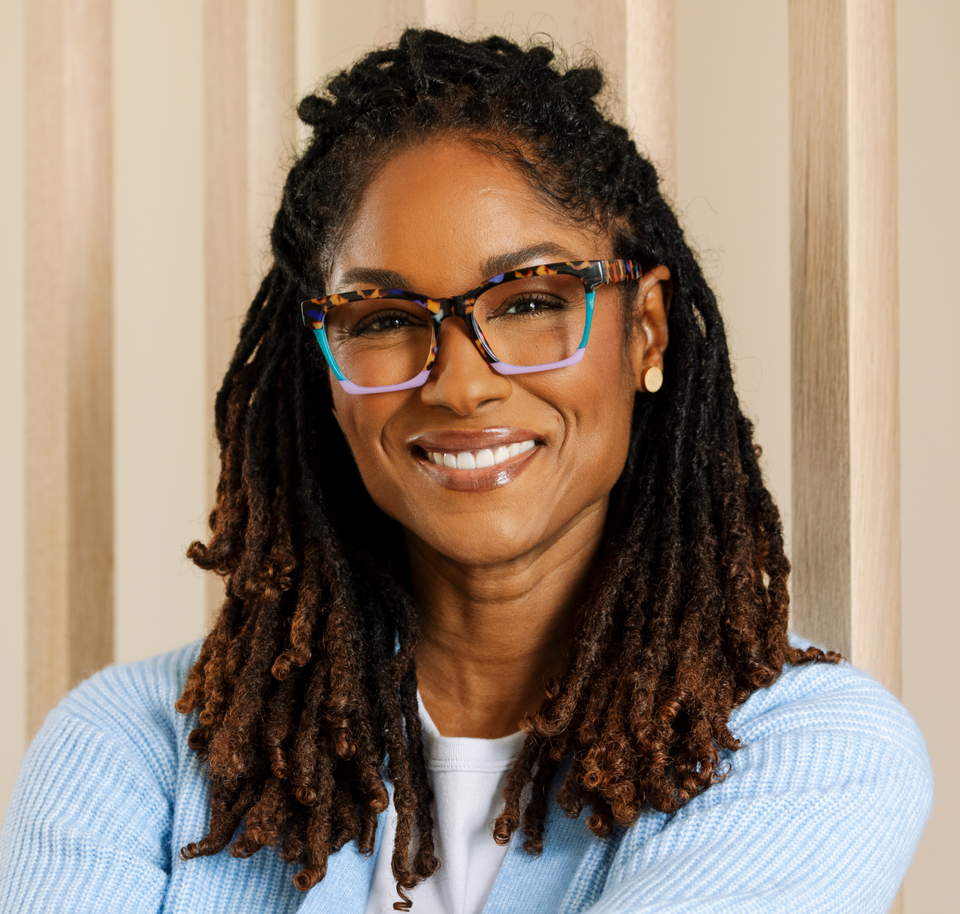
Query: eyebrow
337 242 580 293
480 243 577 279
338 266 411 289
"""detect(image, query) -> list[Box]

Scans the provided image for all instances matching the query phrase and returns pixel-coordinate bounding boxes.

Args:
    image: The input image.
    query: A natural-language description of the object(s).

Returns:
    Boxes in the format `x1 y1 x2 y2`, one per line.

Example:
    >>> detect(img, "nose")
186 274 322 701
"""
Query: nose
419 317 512 415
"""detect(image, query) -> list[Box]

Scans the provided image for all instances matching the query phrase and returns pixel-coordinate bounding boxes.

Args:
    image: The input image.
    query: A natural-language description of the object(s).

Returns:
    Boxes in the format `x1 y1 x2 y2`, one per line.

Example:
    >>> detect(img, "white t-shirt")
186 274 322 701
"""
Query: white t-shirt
364 696 526 914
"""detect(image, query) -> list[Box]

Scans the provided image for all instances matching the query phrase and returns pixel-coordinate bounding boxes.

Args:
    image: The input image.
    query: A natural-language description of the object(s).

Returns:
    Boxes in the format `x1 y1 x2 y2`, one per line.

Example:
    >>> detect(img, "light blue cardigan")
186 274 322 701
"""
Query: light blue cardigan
0 639 933 914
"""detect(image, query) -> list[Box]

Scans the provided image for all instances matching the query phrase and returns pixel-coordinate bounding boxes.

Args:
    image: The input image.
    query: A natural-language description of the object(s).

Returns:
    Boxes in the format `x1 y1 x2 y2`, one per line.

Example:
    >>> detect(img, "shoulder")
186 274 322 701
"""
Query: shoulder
0 642 205 913
59 639 202 729
728 633 931 775
586 637 933 913
7 640 204 819
45 640 203 787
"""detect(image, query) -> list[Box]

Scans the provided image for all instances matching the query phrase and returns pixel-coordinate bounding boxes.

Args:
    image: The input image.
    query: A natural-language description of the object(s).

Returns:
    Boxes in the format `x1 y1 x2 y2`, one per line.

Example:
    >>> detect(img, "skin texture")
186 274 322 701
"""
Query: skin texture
328 138 670 738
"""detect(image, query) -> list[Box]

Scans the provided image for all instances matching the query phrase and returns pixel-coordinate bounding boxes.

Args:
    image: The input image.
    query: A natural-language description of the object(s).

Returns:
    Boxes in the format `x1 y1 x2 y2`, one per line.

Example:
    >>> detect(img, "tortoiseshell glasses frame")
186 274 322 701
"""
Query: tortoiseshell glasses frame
301 259 643 394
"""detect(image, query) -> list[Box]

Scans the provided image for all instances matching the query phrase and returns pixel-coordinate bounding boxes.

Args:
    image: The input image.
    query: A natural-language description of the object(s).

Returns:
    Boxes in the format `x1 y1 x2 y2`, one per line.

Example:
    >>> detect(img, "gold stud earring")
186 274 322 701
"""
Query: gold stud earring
641 366 663 393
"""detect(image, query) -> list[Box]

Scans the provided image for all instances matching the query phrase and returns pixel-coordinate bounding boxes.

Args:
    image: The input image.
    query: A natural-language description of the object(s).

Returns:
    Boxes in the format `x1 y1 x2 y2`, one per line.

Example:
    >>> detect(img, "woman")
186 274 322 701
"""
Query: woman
0 29 932 914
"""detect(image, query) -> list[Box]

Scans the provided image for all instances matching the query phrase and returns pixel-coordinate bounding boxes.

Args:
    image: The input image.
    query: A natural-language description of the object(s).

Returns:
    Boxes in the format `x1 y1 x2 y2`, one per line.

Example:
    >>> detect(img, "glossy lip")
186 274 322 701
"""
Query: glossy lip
408 427 543 493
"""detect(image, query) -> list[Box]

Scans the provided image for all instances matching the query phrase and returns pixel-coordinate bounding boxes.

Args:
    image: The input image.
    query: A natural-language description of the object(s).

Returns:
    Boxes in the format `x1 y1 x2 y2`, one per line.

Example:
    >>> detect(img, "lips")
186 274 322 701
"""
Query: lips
409 428 542 491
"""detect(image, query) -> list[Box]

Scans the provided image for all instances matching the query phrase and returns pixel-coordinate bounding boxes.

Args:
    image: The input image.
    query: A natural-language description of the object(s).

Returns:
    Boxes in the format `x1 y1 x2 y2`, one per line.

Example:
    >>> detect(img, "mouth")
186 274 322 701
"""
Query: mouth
409 429 542 491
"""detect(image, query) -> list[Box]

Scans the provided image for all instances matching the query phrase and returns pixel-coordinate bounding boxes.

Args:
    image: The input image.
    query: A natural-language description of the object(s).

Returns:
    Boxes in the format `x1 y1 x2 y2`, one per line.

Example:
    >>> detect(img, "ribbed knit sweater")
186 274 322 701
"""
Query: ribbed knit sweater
0 638 933 914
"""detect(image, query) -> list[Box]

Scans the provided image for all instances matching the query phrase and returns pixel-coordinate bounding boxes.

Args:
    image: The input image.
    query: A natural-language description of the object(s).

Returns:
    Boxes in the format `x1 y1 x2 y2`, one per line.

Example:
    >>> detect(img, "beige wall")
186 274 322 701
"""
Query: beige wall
1 1 957 908
112 1 208 669
0 0 26 830
897 0 960 906
675 1 792 536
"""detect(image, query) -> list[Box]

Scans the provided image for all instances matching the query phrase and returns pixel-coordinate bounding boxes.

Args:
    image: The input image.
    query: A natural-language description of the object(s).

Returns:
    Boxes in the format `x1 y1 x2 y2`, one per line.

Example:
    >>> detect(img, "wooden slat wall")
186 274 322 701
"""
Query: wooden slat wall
203 0 297 617
845 0 901 696
375 0 675 179
790 19 902 907
13 3 920 909
789 0 901 700
19 0 900 753
378 0 476 34
578 0 676 185
426 0 476 31
24 0 114 737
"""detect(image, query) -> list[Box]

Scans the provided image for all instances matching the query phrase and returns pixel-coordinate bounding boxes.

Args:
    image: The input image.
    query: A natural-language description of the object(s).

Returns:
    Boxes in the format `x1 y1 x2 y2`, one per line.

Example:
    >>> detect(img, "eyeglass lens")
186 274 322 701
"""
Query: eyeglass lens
323 273 589 389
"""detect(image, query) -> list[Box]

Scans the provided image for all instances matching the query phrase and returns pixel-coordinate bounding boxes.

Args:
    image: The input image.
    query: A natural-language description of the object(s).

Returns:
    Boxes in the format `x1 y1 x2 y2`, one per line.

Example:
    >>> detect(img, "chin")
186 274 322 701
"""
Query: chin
406 516 548 568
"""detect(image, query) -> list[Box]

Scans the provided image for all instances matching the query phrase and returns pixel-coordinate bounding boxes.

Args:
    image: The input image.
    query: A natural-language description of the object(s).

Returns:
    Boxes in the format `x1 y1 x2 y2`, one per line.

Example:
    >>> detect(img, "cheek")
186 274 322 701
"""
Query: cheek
330 387 387 477
330 385 416 516
572 331 638 484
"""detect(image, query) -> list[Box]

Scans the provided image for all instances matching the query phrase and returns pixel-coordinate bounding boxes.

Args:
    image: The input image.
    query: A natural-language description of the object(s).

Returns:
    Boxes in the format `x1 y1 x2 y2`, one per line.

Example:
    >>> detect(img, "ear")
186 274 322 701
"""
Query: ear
628 264 671 393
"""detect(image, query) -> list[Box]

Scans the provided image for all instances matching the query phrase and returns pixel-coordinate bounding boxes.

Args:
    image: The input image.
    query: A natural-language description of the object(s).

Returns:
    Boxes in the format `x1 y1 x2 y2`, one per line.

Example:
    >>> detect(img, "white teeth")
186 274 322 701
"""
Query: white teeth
425 440 537 470
475 449 495 469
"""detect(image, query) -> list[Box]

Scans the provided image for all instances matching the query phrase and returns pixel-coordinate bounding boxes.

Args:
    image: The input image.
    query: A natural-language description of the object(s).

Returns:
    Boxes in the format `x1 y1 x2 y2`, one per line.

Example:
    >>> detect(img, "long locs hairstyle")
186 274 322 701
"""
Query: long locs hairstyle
175 28 837 910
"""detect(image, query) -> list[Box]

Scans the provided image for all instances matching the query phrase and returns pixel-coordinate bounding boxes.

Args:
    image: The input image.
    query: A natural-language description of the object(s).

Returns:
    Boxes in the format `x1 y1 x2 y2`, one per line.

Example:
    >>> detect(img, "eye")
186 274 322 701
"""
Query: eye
498 293 566 318
350 307 428 337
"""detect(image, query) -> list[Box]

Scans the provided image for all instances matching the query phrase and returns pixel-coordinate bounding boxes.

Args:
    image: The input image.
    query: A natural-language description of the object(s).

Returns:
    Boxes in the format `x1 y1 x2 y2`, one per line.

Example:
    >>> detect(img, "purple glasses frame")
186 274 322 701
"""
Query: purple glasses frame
301 259 643 394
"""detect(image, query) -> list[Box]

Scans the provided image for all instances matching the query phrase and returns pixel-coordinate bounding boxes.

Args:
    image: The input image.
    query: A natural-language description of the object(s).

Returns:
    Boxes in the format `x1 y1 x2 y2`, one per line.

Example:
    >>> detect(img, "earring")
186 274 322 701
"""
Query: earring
641 366 663 393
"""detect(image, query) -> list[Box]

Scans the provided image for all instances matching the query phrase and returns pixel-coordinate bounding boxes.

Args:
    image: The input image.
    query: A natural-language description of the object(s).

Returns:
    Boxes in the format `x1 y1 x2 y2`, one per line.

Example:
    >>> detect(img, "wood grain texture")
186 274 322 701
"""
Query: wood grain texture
424 0 476 32
578 0 676 186
377 0 476 35
789 0 901 700
24 0 114 736
789 0 852 657
624 0 675 186
846 0 901 699
203 0 296 618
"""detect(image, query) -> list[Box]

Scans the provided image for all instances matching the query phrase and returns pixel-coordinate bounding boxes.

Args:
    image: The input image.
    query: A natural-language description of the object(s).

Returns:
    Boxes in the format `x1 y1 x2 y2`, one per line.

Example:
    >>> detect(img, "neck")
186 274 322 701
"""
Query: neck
408 501 607 738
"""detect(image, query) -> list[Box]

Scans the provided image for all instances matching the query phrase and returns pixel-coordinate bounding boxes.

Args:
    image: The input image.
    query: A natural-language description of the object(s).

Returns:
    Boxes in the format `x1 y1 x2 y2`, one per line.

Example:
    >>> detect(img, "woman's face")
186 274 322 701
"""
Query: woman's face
326 137 668 569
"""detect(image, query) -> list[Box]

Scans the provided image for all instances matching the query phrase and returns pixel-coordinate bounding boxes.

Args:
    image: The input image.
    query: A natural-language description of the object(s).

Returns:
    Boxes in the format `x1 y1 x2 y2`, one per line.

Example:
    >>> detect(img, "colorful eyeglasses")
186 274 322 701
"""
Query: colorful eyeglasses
301 259 643 394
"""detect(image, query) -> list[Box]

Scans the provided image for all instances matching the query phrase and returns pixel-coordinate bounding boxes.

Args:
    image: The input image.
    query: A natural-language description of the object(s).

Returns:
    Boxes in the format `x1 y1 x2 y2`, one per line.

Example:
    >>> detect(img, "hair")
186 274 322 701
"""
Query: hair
176 28 839 910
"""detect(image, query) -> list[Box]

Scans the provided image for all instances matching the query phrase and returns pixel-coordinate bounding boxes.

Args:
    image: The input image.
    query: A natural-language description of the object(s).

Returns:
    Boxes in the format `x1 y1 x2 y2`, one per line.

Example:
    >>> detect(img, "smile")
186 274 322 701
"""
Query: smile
424 439 536 469
410 430 543 493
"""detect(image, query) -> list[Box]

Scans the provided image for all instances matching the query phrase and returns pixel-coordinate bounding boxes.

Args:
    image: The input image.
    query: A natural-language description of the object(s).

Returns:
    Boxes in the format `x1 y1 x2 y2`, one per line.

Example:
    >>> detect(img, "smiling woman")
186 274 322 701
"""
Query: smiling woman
0 28 932 914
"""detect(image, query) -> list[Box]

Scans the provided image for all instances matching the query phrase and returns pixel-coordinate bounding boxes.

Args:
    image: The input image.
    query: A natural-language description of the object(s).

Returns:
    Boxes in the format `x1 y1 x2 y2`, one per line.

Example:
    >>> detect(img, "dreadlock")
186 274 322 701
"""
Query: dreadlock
176 28 839 910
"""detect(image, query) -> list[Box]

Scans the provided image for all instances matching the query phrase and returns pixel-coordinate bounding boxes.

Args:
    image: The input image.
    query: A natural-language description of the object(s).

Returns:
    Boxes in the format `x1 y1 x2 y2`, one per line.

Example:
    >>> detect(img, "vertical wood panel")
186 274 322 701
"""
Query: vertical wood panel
578 0 676 185
424 0 476 31
204 0 296 617
624 0 675 185
379 0 476 34
24 0 114 736
789 0 851 656
846 0 900 696
789 0 901 704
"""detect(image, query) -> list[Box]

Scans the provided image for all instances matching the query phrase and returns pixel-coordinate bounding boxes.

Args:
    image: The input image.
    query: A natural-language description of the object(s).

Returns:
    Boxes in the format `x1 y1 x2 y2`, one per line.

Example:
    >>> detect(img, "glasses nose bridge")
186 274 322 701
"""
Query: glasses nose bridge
431 293 474 325
429 292 495 368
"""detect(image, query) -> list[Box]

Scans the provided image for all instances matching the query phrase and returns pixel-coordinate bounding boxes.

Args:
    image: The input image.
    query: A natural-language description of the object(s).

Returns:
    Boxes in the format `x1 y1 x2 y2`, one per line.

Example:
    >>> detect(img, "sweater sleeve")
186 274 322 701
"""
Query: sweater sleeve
0 645 199 914
583 661 934 914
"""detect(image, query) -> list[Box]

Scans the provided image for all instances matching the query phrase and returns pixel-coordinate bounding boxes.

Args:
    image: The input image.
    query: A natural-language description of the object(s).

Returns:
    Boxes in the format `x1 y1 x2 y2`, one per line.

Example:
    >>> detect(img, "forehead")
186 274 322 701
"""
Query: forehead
329 137 611 295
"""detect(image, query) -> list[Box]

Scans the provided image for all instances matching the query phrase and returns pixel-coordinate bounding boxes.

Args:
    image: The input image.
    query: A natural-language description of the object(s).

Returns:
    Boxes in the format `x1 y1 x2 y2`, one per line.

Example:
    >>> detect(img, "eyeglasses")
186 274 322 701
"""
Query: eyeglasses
301 259 642 394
